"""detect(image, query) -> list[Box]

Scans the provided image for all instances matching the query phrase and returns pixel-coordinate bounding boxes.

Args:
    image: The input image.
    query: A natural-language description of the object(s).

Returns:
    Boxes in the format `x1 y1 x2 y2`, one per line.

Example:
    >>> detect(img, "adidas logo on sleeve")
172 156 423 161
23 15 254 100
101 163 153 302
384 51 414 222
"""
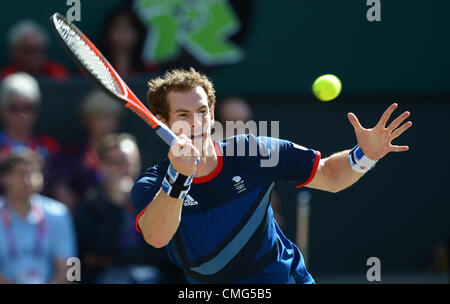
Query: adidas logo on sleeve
183 195 199 206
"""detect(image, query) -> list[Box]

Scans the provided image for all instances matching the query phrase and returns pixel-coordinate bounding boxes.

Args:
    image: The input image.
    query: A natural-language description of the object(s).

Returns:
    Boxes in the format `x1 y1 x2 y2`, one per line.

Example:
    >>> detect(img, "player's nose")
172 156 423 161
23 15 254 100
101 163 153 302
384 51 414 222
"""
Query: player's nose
191 113 203 132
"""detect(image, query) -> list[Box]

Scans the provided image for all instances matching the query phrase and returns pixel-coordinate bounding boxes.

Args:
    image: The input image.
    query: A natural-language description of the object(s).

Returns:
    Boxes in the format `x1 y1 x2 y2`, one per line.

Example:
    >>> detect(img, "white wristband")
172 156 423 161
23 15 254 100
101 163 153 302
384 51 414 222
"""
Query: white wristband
348 145 378 173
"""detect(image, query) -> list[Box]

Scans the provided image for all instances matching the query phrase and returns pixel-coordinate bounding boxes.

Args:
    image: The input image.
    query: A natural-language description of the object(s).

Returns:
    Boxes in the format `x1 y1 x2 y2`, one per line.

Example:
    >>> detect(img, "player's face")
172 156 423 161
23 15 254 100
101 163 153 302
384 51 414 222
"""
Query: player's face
166 86 214 143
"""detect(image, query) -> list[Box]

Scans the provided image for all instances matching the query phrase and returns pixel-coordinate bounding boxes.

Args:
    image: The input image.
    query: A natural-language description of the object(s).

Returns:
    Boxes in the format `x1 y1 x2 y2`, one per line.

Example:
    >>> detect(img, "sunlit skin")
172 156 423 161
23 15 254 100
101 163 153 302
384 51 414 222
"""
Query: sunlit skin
137 87 219 248
307 103 412 193
140 100 412 248
157 86 218 179
347 103 411 159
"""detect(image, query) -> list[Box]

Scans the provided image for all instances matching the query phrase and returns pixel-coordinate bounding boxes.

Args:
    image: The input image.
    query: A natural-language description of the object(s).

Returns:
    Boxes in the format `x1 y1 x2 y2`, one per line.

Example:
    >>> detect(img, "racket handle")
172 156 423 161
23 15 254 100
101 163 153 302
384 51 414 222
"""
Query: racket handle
157 125 200 172
156 124 201 168
155 123 178 146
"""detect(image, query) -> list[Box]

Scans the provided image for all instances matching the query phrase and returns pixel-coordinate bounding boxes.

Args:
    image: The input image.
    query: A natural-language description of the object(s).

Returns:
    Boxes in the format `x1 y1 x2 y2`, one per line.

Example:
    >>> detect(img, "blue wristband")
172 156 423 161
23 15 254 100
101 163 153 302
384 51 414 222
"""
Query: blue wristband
348 145 378 173
161 164 194 199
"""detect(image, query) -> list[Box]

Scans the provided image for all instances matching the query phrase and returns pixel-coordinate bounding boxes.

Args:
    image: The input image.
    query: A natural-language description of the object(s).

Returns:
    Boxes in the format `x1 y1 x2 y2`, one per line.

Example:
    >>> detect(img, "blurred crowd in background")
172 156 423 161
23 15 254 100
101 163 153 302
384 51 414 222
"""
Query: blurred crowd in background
1 1 448 284
0 4 287 284
0 7 156 80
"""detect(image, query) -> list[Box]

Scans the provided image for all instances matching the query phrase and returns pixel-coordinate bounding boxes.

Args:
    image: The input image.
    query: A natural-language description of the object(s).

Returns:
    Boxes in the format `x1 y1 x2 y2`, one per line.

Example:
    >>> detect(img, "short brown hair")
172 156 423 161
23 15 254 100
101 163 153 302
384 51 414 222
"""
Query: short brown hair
146 68 216 122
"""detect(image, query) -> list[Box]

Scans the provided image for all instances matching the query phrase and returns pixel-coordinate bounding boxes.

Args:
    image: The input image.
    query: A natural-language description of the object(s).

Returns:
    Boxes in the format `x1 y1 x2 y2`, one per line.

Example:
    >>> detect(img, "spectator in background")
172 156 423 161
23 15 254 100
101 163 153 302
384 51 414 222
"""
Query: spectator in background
0 149 77 284
215 96 254 138
0 72 59 194
50 89 124 211
0 20 70 81
99 7 159 78
74 133 181 283
216 96 285 229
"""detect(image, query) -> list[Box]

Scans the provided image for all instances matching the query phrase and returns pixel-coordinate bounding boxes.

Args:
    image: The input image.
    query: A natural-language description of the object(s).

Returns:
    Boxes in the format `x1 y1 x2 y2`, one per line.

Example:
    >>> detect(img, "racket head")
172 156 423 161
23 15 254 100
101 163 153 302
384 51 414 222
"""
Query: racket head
50 13 178 146
49 13 152 117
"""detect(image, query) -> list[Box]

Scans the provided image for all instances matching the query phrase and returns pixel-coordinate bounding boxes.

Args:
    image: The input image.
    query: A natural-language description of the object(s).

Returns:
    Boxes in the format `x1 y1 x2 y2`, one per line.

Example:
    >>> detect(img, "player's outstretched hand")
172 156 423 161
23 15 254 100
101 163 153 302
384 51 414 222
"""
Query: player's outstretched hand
168 134 200 177
347 103 413 160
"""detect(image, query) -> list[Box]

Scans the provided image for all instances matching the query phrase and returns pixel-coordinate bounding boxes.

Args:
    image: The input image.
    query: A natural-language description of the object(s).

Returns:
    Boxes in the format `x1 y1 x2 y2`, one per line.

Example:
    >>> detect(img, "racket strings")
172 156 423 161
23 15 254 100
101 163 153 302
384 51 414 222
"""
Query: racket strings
55 18 123 95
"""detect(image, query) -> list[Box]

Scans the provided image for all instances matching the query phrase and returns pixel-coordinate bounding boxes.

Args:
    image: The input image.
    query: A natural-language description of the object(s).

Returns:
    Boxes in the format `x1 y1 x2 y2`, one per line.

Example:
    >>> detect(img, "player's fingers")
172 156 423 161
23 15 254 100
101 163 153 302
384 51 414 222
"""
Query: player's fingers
191 146 200 160
188 145 198 158
377 103 398 128
177 139 189 150
347 113 364 131
184 146 200 169
178 134 192 143
177 134 195 149
389 144 409 152
170 138 189 157
181 142 200 159
387 111 410 133
391 121 412 139
179 143 191 157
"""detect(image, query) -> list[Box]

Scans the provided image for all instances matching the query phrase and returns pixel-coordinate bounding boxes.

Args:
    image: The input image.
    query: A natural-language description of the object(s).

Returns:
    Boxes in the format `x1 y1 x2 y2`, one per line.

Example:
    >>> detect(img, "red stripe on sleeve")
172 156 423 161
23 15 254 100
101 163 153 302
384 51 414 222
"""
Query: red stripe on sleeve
295 151 321 188
135 204 150 233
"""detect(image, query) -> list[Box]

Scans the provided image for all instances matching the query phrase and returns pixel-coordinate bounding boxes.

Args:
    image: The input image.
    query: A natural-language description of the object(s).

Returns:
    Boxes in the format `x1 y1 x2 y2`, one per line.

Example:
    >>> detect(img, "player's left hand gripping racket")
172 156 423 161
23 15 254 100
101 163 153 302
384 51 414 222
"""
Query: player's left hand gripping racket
49 13 178 146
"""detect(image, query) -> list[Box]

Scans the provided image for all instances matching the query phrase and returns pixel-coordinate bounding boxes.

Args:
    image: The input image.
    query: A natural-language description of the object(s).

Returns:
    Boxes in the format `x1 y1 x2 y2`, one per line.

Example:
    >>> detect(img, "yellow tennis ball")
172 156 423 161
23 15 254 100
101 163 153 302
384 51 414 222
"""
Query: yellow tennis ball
312 74 342 102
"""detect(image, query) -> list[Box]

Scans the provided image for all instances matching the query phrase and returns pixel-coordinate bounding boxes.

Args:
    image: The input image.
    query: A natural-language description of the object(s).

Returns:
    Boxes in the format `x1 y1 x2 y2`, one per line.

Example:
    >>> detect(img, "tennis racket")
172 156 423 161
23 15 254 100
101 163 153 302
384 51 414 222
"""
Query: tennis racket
49 13 178 146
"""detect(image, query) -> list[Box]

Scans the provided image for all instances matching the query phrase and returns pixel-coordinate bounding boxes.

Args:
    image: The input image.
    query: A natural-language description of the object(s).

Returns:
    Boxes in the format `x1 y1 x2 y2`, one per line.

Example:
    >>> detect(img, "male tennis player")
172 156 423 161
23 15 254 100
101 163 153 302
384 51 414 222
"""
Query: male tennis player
131 68 412 284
